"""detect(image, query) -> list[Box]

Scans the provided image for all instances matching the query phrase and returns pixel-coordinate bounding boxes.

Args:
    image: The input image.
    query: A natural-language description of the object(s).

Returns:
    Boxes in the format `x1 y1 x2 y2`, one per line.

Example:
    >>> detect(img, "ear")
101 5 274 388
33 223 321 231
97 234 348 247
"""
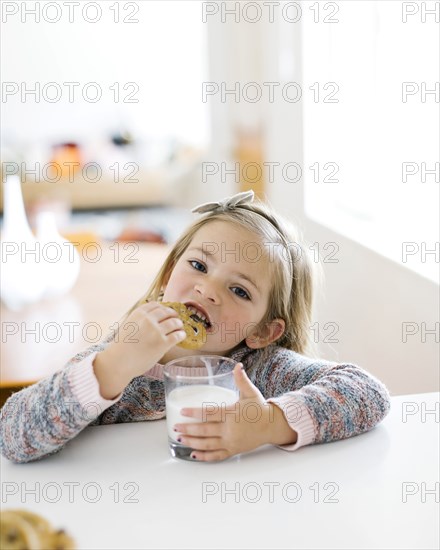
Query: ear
245 318 285 349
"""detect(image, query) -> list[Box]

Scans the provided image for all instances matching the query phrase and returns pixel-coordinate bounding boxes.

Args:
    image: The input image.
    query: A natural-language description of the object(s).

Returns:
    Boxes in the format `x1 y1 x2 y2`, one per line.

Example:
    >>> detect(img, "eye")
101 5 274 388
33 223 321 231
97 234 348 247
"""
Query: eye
188 260 206 272
232 287 250 300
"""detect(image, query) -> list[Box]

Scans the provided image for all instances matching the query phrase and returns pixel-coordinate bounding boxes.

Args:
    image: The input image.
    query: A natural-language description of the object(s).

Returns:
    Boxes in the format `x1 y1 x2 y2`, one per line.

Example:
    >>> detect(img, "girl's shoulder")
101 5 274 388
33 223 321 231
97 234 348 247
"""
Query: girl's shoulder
230 343 335 371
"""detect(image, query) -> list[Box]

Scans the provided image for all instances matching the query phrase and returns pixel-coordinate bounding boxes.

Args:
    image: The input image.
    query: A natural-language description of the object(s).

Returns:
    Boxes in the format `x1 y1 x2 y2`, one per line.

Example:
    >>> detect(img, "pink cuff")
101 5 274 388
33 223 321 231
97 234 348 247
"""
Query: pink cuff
267 393 316 451
67 351 124 418
143 363 164 380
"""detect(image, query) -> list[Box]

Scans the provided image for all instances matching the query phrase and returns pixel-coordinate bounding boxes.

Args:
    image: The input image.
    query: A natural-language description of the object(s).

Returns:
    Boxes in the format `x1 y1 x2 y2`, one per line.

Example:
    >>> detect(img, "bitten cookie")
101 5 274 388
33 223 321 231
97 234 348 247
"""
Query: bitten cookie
162 302 207 350
0 509 76 550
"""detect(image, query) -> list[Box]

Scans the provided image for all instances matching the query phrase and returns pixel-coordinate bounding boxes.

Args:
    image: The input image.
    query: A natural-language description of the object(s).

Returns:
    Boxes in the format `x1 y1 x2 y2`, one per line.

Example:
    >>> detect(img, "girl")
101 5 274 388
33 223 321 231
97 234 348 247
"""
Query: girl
0 190 391 463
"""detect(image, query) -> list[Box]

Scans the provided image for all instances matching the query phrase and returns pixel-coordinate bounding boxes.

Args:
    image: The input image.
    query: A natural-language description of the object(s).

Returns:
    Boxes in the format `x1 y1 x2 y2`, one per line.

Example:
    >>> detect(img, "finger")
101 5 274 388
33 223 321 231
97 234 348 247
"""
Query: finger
169 330 187 345
142 302 180 320
160 304 181 318
141 301 165 313
180 403 237 422
178 435 223 451
174 421 221 438
144 304 179 323
191 449 230 462
161 317 184 335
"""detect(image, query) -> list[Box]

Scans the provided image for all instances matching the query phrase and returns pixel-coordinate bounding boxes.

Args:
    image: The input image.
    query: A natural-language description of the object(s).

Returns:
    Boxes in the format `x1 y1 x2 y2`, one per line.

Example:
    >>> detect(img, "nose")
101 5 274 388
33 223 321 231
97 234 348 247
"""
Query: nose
194 281 220 304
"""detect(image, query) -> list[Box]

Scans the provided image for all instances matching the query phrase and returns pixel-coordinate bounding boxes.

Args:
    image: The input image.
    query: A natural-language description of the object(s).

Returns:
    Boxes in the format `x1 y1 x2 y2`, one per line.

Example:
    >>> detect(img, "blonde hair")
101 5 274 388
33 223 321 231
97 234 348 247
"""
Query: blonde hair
117 196 323 358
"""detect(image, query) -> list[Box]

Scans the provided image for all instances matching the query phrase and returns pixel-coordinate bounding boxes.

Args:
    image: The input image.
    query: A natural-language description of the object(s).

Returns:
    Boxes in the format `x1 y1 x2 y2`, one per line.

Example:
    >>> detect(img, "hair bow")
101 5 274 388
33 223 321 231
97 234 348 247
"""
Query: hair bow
191 190 254 214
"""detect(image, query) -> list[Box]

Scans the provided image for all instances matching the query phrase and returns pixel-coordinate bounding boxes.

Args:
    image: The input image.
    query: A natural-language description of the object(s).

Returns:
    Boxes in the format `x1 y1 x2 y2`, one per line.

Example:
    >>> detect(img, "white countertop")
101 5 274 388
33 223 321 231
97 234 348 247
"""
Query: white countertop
1 392 439 550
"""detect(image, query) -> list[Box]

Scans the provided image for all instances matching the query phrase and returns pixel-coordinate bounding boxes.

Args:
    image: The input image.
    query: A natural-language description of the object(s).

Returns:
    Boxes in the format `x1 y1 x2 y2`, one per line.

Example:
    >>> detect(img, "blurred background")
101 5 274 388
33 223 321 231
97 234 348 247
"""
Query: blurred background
1 0 438 398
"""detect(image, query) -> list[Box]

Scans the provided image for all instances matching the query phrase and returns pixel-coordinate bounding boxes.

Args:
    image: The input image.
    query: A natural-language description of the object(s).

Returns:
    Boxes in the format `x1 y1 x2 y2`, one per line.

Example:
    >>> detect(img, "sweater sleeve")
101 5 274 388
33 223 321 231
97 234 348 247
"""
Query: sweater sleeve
251 347 391 452
0 335 122 464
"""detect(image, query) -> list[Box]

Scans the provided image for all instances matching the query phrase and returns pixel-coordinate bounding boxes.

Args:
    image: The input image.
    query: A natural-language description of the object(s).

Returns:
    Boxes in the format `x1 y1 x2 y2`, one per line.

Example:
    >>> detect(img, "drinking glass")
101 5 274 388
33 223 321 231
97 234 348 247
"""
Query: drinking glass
163 356 239 461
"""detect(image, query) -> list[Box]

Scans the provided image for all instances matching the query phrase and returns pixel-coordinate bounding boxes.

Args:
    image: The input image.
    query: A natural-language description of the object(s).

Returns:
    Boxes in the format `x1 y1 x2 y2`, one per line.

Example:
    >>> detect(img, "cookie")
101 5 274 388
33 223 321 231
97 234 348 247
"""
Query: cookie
0 511 41 550
162 302 207 350
7 509 51 536
0 509 76 550
43 528 76 550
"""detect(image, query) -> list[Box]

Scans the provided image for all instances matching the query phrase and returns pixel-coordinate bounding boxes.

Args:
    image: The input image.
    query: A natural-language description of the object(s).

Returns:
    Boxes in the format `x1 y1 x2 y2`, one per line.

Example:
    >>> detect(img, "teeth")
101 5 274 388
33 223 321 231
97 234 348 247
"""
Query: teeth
187 306 210 327
193 316 208 329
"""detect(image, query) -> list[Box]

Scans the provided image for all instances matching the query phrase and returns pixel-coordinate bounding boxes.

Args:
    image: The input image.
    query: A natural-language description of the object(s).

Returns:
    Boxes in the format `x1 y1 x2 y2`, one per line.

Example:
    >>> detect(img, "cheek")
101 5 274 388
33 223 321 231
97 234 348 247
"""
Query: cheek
165 266 189 292
219 306 249 326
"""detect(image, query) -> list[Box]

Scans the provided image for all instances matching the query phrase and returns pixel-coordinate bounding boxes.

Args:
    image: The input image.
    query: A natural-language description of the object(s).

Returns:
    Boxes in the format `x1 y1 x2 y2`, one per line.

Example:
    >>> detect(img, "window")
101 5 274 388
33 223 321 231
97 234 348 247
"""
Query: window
302 1 439 283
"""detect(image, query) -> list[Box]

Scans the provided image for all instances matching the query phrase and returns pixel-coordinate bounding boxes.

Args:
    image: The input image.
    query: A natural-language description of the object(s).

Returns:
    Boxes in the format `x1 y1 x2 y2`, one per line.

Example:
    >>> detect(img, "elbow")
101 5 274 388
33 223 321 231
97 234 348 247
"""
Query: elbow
338 362 393 428
0 433 34 464
349 363 393 425
361 378 392 432
0 440 57 464
1 452 28 465
0 439 29 464
371 371 392 417
0 408 49 465
376 381 392 422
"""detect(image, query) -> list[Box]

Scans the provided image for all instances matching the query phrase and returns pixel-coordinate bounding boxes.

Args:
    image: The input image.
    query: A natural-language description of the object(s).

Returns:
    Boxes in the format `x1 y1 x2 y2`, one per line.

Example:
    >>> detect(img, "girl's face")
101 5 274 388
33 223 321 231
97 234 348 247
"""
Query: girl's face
161 220 285 359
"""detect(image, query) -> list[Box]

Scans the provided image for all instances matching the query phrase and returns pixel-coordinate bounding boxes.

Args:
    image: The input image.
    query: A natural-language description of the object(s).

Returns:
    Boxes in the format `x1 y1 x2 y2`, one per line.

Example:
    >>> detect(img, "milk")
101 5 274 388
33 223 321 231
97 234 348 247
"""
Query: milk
201 357 215 385
166 385 238 442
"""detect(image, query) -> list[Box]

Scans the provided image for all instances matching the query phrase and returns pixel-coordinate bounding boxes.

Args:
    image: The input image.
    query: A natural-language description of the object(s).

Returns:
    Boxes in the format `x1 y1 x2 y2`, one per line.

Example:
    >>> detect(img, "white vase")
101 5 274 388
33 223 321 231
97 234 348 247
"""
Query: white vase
35 211 81 299
0 176 47 310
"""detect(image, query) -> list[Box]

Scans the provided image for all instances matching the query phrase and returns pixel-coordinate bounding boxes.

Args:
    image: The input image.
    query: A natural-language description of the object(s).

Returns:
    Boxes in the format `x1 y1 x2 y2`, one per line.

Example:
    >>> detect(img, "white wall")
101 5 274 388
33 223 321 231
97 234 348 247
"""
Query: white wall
300 218 439 396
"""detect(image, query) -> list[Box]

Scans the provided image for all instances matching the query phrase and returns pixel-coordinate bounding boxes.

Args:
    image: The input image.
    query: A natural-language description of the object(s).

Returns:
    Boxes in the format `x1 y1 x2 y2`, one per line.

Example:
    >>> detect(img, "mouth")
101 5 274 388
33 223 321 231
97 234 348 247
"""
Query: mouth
184 302 213 332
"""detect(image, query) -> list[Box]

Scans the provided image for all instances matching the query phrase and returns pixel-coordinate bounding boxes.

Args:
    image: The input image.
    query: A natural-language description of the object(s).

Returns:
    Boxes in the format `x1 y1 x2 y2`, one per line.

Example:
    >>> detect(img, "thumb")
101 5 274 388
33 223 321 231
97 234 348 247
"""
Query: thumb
233 362 260 400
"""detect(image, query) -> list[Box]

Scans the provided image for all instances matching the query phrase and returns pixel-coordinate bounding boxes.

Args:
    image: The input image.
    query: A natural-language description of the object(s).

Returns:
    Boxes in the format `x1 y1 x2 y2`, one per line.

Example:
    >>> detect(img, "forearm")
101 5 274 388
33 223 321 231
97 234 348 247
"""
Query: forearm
93 352 131 400
266 402 298 446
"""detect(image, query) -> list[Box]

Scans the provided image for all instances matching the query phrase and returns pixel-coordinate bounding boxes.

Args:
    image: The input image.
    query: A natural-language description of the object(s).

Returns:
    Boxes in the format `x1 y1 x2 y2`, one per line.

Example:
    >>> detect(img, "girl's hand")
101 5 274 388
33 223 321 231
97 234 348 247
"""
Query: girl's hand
173 363 297 462
95 301 186 384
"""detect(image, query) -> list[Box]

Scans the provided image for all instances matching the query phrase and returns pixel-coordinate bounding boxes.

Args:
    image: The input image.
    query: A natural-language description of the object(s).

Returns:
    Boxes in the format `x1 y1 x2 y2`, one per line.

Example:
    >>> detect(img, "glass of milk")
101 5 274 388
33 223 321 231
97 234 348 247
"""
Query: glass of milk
163 356 239 461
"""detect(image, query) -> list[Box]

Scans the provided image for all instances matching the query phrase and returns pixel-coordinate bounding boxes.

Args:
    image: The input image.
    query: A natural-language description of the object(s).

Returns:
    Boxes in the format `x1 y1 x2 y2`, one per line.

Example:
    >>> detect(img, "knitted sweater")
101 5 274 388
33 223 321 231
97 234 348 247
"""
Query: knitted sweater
0 330 391 463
